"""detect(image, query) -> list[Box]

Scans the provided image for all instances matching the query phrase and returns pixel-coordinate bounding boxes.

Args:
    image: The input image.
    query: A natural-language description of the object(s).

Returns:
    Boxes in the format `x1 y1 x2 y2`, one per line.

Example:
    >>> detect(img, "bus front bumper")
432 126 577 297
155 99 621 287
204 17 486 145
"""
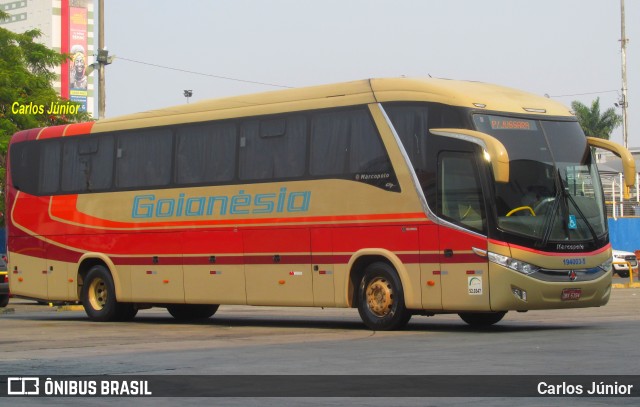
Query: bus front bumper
489 264 611 311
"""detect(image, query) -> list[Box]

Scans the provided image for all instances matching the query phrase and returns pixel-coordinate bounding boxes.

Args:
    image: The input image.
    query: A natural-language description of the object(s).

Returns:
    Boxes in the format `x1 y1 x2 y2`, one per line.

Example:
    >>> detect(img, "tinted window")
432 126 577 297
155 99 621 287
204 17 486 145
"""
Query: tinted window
9 105 400 196
385 105 429 172
438 152 486 233
385 103 465 174
176 122 237 184
115 129 173 188
39 140 61 194
62 135 114 192
310 109 391 176
10 141 39 194
239 115 307 180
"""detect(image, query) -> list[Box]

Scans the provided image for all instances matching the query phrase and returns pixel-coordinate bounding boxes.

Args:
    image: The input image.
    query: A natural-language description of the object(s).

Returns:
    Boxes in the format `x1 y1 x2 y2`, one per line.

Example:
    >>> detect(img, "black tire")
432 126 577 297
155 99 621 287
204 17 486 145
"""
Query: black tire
115 304 138 321
81 265 125 322
167 304 219 321
357 262 411 331
616 270 630 278
458 312 506 327
0 295 9 308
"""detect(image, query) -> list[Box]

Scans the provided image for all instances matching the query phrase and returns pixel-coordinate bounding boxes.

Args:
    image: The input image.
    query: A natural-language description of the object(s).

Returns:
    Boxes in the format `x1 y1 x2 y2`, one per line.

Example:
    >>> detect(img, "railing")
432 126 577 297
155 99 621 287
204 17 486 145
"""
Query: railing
603 173 640 218
612 261 640 288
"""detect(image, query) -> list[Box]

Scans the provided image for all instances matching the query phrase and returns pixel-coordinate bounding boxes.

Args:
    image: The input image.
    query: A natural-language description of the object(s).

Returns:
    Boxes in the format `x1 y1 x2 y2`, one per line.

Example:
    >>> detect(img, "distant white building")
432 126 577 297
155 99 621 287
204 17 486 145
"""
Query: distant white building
596 146 640 217
596 146 640 174
1 0 95 117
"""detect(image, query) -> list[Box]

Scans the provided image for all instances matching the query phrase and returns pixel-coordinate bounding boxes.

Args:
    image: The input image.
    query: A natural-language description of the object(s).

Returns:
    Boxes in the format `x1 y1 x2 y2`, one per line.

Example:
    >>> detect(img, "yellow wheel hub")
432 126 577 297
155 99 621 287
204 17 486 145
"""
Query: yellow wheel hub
88 277 108 311
366 277 394 317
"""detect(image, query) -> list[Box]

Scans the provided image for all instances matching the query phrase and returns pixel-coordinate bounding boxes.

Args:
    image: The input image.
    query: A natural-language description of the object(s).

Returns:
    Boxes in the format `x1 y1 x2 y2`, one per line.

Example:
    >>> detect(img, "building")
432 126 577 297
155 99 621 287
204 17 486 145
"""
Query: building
596 146 640 218
1 0 95 116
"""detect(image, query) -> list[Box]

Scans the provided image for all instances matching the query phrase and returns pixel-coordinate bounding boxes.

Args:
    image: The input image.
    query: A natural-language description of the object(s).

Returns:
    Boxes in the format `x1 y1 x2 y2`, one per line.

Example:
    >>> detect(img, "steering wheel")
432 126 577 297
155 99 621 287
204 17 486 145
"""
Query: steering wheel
506 206 536 217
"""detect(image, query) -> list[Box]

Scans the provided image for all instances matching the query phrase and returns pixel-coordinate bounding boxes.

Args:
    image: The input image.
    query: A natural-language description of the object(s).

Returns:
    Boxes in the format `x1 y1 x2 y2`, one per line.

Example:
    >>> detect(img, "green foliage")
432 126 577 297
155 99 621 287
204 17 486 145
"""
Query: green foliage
0 19 93 226
571 97 622 140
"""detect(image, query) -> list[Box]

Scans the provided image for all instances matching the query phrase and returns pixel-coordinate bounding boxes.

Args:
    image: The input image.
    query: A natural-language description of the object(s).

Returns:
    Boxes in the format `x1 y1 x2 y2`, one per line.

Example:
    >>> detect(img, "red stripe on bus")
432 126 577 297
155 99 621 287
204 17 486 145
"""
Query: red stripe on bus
440 254 484 264
37 125 67 140
11 128 41 143
64 122 95 136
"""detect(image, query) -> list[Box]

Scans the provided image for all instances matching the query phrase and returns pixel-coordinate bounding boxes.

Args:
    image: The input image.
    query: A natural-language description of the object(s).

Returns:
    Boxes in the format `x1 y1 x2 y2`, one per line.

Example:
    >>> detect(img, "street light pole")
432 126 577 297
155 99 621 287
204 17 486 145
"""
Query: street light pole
620 0 629 148
98 0 105 119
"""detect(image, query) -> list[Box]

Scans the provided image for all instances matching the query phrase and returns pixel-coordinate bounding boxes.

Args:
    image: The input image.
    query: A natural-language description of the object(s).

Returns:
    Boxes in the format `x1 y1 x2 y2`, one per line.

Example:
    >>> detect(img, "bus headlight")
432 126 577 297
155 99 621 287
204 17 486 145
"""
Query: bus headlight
599 257 613 273
488 252 540 275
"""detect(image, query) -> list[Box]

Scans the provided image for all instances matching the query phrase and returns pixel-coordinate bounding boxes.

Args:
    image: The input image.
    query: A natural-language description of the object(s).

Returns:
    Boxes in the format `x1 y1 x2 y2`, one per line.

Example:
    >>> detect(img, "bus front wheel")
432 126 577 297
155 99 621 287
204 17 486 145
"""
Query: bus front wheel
458 311 506 327
81 265 130 322
357 262 411 331
167 304 219 321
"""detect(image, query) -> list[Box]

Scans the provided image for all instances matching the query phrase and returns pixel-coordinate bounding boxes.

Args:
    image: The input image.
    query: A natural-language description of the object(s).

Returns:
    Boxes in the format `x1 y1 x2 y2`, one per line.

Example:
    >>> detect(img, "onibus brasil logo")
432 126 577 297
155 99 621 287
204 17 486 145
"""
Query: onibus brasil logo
7 377 152 396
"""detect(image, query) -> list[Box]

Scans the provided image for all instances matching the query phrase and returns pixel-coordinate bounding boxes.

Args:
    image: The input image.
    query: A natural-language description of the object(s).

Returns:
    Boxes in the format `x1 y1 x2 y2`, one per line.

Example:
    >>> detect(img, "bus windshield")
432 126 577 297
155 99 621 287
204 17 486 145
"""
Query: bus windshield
473 114 606 245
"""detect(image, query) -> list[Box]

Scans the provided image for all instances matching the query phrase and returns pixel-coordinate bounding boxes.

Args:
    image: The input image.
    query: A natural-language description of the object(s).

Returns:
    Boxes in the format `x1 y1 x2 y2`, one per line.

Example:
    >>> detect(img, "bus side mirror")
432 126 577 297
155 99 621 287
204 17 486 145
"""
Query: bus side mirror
587 137 636 188
430 128 510 183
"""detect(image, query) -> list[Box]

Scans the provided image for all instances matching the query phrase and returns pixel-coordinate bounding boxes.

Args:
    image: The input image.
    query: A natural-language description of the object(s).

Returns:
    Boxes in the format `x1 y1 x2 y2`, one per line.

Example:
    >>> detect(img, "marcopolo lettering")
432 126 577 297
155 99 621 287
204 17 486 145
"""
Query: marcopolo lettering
132 187 311 219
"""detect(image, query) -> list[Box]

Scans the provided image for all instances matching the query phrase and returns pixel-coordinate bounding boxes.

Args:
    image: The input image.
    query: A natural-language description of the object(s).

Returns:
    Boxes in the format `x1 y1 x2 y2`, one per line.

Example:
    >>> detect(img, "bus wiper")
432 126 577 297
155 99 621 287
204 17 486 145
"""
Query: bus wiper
540 169 599 248
539 168 571 248
538 186 562 248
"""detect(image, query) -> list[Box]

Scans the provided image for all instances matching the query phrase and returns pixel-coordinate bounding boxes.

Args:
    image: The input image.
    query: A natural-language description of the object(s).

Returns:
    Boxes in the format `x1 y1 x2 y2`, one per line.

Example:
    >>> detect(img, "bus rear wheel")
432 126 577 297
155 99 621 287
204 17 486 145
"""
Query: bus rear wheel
0 295 9 308
167 304 219 321
81 265 129 322
458 311 506 327
357 262 411 331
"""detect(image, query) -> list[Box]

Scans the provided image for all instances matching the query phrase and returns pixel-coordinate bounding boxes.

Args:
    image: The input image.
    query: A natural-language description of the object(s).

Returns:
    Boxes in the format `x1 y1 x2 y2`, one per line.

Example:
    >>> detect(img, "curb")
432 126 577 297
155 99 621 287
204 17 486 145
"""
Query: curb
612 283 640 288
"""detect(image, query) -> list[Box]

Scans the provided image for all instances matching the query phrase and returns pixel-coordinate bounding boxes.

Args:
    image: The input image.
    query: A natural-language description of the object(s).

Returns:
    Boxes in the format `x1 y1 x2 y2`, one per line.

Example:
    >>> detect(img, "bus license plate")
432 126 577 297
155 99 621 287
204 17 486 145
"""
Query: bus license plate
561 288 581 301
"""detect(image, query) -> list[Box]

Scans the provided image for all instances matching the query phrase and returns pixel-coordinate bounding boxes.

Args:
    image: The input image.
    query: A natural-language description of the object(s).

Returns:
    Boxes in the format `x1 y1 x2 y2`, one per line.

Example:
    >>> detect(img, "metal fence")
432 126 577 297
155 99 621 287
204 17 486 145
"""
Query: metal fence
602 173 640 218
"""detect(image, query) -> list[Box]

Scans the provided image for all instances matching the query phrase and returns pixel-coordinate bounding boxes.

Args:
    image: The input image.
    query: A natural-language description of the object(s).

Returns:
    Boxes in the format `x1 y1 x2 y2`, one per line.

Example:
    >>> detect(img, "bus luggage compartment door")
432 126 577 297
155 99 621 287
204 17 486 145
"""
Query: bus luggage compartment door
244 228 313 306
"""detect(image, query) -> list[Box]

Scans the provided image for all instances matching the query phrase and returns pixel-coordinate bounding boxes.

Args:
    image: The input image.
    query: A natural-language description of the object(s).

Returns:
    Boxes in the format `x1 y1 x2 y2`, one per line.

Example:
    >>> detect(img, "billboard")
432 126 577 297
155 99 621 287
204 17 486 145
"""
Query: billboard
68 5 88 112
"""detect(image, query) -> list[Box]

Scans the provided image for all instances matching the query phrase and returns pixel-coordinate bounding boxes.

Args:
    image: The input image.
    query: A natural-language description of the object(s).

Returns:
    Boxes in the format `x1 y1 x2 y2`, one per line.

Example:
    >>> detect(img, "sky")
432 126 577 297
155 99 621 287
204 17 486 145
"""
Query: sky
103 0 639 147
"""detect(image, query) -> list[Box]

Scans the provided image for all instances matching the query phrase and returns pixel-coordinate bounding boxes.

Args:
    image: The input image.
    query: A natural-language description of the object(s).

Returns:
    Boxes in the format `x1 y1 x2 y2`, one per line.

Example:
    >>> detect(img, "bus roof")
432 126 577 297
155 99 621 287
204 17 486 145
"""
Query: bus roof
76 78 578 134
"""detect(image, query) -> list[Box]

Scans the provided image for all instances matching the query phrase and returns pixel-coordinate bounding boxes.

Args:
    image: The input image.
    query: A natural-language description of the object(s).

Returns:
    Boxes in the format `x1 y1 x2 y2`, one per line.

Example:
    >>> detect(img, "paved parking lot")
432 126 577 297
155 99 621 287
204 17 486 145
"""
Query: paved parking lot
1 288 639 406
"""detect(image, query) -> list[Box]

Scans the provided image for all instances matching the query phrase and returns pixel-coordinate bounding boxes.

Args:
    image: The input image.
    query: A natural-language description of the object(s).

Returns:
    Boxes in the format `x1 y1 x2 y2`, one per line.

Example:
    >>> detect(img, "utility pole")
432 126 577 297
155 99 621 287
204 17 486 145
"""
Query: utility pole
85 0 111 118
620 0 629 148
97 0 105 119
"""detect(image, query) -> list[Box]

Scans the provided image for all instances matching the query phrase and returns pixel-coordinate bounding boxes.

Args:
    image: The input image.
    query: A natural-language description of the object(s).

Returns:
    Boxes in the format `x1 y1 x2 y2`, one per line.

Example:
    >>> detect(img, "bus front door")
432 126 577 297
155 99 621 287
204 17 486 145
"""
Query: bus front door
436 150 490 311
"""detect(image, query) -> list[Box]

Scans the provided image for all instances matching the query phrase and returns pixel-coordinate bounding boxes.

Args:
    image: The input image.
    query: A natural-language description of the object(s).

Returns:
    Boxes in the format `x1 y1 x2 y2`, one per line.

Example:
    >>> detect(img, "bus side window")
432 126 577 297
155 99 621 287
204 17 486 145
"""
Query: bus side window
438 152 486 234
10 141 40 194
39 140 61 195
175 122 237 185
310 109 391 177
115 129 173 189
385 104 429 174
239 115 307 181
61 136 114 193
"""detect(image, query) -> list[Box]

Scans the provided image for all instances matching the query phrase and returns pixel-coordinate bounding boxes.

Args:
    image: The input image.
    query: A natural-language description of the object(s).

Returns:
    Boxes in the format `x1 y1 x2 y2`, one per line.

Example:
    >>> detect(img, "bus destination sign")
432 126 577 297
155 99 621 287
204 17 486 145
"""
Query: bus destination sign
490 118 537 131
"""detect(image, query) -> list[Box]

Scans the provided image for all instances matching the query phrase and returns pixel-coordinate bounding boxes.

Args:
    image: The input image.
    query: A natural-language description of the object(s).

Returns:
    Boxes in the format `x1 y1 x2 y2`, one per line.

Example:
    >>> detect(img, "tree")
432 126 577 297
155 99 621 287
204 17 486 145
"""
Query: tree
1 9 92 226
571 97 622 140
